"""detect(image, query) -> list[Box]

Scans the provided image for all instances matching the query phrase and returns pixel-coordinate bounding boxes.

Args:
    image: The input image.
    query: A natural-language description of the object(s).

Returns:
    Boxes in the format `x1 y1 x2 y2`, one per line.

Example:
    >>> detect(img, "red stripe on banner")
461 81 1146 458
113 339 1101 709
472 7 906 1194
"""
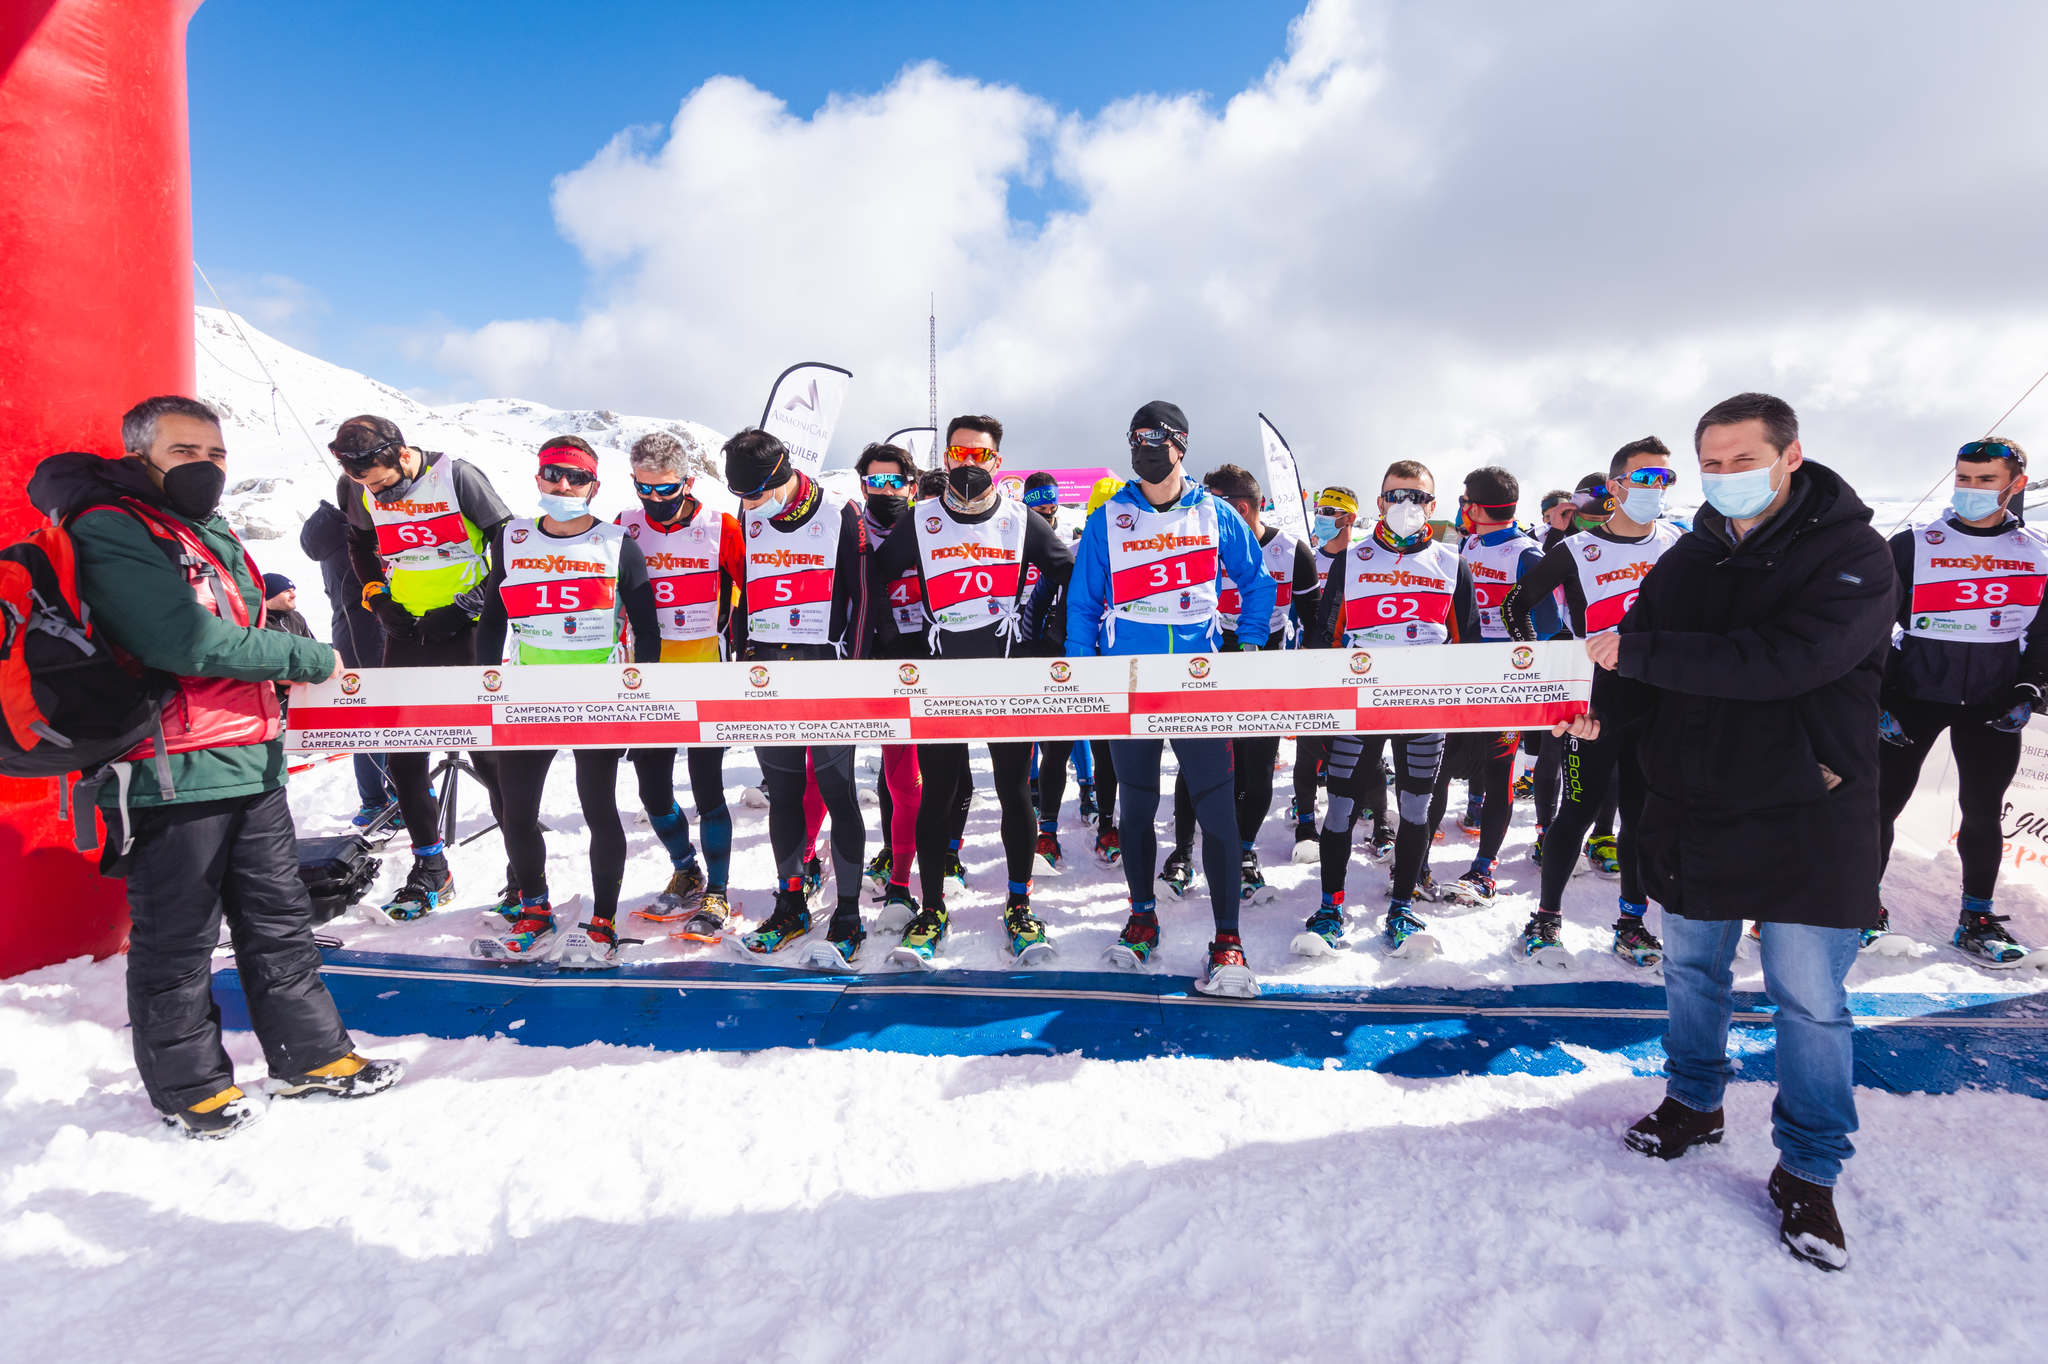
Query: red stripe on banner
289 704 494 730
1352 700 1586 732
1135 687 1360 713
490 721 703 747
909 712 1132 740
697 697 910 723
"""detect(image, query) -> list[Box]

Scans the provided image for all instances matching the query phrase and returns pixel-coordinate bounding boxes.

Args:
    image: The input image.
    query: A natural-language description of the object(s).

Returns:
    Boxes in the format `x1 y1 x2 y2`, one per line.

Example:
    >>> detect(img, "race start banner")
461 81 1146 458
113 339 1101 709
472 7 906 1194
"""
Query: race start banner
761 362 852 476
284 642 1592 752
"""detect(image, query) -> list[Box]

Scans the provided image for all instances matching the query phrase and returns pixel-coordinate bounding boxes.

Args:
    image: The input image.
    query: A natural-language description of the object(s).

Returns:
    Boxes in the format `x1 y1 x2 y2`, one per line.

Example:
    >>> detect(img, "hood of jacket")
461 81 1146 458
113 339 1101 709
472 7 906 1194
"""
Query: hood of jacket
27 452 171 524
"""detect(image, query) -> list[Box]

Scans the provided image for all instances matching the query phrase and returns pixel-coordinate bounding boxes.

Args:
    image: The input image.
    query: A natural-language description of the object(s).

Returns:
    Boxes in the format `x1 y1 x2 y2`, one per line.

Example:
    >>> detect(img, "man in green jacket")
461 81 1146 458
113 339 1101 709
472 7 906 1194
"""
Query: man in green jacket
27 396 404 1139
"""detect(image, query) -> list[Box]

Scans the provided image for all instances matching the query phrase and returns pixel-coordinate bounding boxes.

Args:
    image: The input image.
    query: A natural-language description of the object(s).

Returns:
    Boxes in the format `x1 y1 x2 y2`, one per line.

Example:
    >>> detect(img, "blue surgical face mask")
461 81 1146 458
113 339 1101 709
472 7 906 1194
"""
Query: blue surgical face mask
1621 487 1665 523
1950 485 2008 522
1311 514 1339 544
537 492 591 521
1700 458 1781 520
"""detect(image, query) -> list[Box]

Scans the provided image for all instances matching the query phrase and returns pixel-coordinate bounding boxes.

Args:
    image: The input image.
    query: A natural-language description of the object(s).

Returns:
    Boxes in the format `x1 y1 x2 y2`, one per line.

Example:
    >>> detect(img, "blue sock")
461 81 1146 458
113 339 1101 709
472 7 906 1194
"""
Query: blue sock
1008 879 1031 897
412 839 445 858
648 804 697 868
1039 818 1057 835
1240 838 1256 854
1962 893 1994 917
1321 891 1343 910
1618 898 1647 918
1469 856 1497 878
700 804 732 891
520 891 550 912
1130 900 1157 918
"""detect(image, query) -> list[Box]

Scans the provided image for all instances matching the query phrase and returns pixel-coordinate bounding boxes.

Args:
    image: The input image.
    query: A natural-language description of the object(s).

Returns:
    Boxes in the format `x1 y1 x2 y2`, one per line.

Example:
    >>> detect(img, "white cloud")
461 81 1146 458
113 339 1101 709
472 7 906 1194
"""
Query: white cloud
197 270 327 352
433 0 2048 501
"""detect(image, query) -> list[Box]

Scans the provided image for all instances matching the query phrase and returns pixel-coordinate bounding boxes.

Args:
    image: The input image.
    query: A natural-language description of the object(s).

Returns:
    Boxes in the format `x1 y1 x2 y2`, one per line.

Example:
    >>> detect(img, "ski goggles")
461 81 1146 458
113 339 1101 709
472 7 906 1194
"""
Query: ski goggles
1620 466 1677 489
1021 483 1060 508
943 444 1001 465
1959 439 2026 470
861 472 912 491
1128 426 1187 449
1381 486 1434 507
331 437 399 471
538 464 597 488
633 480 684 497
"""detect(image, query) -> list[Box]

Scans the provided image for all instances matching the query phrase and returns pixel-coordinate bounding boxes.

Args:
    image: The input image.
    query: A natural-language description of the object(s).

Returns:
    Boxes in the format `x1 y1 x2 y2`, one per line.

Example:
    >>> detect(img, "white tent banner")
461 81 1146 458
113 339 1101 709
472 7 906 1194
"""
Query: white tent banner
1258 412 1310 544
761 362 852 476
885 426 936 470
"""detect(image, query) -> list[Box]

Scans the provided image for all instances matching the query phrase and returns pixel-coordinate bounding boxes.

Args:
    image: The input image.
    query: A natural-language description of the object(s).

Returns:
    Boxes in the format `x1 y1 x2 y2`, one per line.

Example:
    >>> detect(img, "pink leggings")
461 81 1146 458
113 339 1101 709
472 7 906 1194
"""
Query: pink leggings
805 747 921 889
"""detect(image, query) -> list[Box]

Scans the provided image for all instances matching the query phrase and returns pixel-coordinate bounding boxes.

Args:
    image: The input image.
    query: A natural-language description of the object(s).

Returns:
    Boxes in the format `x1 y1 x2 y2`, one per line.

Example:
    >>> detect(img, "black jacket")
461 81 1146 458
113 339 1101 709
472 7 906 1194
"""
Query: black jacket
1611 461 1898 927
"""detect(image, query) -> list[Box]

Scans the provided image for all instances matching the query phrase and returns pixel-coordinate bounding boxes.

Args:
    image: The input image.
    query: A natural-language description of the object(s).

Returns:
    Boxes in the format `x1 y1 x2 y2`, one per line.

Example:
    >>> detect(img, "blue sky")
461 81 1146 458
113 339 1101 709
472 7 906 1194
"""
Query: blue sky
188 0 1303 388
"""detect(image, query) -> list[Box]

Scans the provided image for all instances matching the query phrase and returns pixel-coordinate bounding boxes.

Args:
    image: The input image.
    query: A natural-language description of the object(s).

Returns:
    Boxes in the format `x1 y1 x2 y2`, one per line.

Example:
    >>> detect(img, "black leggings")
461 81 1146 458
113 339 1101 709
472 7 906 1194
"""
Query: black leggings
1293 735 1326 826
382 628 500 851
760 744 864 904
1323 732 1444 904
918 741 1035 906
629 746 732 890
1039 739 1074 827
1428 733 1516 867
1538 727 1643 912
498 747 627 920
1111 737 1239 933
1173 734 1281 851
1878 697 2024 900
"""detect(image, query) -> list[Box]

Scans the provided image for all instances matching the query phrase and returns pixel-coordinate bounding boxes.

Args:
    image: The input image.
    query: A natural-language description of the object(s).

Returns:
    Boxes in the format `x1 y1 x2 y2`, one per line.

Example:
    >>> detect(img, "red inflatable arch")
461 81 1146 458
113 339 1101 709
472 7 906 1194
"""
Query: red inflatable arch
0 0 205 976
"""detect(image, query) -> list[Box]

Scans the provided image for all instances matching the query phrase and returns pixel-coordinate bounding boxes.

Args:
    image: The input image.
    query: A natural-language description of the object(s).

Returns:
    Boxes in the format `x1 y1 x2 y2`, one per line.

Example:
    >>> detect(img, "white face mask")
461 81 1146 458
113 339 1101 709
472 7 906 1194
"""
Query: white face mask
537 492 591 521
1384 501 1428 538
1621 487 1665 523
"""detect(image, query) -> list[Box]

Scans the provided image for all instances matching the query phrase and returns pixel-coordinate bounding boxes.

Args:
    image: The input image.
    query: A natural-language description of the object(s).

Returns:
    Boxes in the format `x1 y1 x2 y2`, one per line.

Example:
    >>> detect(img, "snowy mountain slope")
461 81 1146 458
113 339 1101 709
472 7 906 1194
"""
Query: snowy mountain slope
194 306 731 626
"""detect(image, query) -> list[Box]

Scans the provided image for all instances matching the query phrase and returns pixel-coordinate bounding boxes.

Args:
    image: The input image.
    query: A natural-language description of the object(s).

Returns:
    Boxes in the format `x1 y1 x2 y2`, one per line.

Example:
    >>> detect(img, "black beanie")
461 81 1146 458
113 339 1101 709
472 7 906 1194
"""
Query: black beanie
723 428 793 498
1129 400 1189 447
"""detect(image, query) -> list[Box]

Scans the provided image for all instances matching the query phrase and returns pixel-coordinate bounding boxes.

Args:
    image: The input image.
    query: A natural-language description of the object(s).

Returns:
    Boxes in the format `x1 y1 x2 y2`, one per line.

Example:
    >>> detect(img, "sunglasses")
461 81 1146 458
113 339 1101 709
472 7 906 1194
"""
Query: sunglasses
1382 487 1433 507
633 480 683 497
332 437 398 471
945 444 1001 465
1622 467 1677 489
862 472 911 491
1128 427 1183 448
539 464 597 487
1960 439 2026 471
1313 505 1351 519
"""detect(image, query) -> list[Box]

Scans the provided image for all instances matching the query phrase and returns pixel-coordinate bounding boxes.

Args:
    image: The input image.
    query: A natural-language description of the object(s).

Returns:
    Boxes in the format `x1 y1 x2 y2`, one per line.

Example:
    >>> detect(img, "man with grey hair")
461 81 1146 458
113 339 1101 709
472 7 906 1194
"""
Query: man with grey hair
26 396 403 1138
614 429 744 937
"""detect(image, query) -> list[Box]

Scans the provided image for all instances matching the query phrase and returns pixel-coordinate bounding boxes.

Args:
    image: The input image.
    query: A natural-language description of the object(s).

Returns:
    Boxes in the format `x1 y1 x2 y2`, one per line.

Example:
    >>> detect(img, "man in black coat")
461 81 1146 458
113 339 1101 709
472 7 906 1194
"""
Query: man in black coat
1582 392 1896 1272
300 484 396 823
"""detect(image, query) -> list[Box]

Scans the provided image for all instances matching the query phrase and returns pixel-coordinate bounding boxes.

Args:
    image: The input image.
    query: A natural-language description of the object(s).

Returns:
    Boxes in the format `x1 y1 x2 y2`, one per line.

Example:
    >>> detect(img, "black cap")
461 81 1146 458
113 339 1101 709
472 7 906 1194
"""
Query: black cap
263 572 294 596
1129 401 1188 446
722 428 793 498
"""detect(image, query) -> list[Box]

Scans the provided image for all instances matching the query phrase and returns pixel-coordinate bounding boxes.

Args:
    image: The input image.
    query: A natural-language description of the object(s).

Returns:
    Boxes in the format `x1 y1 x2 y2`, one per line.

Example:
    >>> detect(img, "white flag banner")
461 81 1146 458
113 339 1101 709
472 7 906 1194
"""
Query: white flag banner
761 362 852 476
1258 412 1310 544
886 426 937 470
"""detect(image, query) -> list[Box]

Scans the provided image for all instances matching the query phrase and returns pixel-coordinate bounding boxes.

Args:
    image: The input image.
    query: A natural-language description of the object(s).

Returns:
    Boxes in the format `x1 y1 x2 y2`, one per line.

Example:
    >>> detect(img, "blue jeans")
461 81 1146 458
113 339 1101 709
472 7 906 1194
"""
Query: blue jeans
353 752 393 810
1660 913 1860 1186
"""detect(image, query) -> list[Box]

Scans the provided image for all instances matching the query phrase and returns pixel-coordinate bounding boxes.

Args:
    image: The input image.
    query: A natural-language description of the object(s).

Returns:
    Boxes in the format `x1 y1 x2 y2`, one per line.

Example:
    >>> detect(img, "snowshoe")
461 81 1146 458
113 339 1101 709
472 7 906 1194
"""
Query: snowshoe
1034 830 1065 877
802 913 866 973
471 906 560 961
736 895 813 956
1518 910 1571 970
1611 915 1664 969
671 891 734 945
1240 848 1276 906
1951 910 2040 970
1458 800 1483 836
1409 869 1445 903
944 851 969 888
889 904 950 970
1192 933 1259 999
557 919 638 971
874 888 920 936
1585 833 1621 878
1769 1166 1849 1272
1859 906 1911 957
739 784 769 810
1623 1097 1724 1161
1160 846 1195 899
863 848 893 894
1382 905 1440 960
1004 898 1056 966
1366 818 1395 864
632 864 706 923
1103 911 1159 971
799 855 826 909
1094 828 1123 866
1291 904 1347 957
1512 772 1534 801
162 1085 265 1139
1290 822 1321 865
381 858 454 922
1441 870 1496 909
1078 781 1099 821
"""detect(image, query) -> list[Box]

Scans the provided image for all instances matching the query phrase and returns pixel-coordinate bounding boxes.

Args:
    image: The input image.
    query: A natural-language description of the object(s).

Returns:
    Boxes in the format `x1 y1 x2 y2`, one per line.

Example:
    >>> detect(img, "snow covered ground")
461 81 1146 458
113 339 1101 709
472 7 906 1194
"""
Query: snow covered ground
5 312 2033 1356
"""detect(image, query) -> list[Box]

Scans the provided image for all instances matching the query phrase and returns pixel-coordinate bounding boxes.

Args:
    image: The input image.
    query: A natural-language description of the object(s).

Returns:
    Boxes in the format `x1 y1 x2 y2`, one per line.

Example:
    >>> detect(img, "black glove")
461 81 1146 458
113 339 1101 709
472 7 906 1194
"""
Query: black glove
368 593 419 642
418 604 475 645
1986 683 2042 734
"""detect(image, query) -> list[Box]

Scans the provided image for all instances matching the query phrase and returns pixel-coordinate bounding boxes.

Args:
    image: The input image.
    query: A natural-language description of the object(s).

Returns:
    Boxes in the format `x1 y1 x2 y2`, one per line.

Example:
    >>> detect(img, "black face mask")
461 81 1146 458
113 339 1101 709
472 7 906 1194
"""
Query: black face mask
946 463 992 501
865 493 905 525
159 460 226 520
640 495 684 524
370 471 418 504
1131 444 1177 485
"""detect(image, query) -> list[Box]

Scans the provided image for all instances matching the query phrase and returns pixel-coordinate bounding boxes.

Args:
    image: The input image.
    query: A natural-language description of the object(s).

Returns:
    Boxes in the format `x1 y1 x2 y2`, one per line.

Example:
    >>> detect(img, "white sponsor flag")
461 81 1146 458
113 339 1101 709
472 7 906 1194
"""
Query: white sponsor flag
1258 413 1310 543
886 426 937 470
761 362 852 475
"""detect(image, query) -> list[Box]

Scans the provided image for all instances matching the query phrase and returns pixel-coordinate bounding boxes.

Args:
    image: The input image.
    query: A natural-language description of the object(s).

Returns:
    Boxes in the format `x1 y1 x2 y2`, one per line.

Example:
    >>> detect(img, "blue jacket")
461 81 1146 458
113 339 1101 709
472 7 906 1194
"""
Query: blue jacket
1066 480 1275 656
1475 524 1564 640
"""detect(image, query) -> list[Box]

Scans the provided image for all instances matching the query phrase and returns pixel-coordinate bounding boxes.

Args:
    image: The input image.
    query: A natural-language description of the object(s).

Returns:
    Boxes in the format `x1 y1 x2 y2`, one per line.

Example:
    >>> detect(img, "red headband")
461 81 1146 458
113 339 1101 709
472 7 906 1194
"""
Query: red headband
538 445 598 475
